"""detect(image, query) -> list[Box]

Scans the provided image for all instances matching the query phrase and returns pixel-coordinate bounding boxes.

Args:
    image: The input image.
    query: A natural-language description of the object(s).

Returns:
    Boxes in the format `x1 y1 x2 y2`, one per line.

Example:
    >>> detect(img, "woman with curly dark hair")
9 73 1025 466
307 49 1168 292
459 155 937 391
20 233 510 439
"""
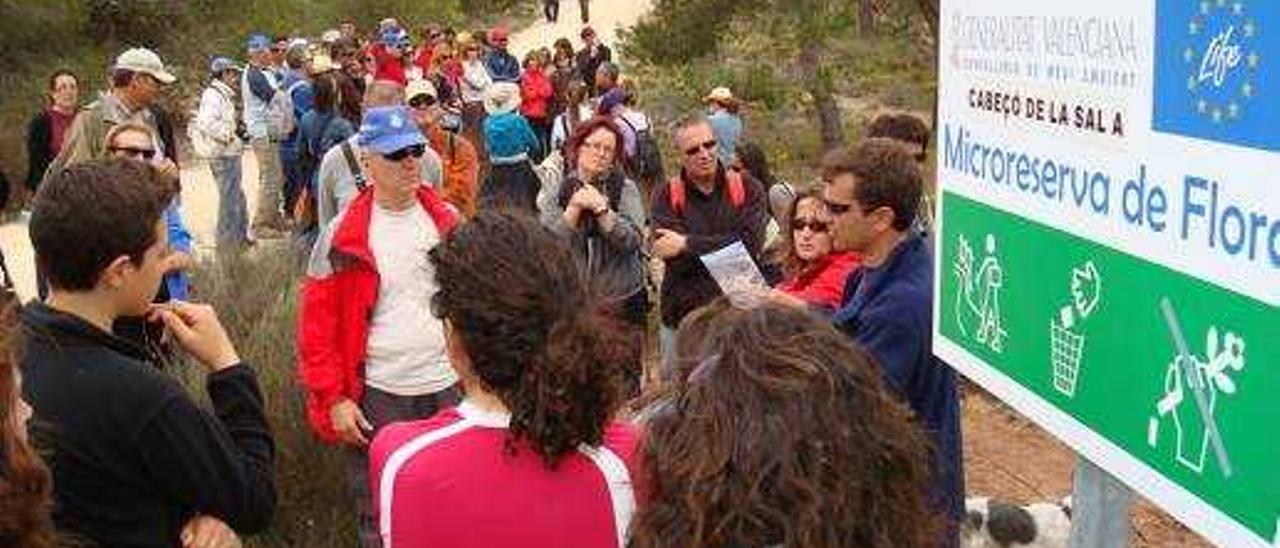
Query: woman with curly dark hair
0 290 56 548
632 298 939 548
369 211 637 548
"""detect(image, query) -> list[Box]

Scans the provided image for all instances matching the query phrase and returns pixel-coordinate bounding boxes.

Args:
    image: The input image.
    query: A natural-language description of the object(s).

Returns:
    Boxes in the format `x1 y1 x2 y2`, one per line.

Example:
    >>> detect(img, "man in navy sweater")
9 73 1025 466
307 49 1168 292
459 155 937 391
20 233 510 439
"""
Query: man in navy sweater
824 138 963 546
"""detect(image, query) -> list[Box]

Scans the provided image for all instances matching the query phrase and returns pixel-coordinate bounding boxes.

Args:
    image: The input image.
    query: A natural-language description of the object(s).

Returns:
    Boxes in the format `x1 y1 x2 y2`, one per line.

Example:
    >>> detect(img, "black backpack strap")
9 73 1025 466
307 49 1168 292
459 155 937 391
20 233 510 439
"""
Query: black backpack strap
340 140 367 192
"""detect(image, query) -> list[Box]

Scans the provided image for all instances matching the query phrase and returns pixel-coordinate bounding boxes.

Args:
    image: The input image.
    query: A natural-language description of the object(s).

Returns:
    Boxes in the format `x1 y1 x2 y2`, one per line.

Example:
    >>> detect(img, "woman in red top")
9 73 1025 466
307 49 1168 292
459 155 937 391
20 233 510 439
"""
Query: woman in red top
370 212 638 548
774 187 861 311
519 51 555 159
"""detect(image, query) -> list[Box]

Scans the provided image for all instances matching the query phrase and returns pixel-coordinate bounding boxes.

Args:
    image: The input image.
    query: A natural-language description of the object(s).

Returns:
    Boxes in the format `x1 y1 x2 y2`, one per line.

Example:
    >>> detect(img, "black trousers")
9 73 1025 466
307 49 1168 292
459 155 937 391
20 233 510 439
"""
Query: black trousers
543 0 559 22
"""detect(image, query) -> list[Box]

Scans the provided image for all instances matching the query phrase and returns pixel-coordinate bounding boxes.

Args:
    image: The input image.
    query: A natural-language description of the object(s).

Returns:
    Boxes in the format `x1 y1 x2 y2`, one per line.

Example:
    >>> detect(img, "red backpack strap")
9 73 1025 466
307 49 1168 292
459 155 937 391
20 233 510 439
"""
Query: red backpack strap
726 170 746 208
667 177 687 215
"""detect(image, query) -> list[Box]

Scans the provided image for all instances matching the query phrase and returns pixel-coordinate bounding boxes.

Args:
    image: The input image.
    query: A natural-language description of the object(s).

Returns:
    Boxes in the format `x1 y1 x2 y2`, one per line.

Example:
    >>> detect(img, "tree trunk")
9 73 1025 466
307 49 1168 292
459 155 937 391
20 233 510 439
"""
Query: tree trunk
798 42 846 152
858 0 876 37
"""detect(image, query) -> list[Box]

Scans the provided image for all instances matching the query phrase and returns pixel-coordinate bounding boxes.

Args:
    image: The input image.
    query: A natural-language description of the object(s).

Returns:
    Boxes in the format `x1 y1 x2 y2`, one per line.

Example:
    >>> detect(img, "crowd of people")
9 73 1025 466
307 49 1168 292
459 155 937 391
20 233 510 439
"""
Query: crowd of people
6 12 955 548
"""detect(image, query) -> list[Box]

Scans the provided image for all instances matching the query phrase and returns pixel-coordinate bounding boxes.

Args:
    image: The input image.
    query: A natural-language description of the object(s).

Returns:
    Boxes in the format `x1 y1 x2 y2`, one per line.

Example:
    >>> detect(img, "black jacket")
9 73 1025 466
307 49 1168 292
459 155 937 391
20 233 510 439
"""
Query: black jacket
19 303 276 547
575 44 613 90
649 166 767 327
25 109 56 192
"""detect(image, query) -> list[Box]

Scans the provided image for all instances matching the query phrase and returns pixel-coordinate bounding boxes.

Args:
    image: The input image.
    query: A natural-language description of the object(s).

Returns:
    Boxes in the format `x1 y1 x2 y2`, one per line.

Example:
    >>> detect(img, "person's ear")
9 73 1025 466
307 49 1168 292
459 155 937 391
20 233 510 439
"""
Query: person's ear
98 255 136 291
870 206 897 233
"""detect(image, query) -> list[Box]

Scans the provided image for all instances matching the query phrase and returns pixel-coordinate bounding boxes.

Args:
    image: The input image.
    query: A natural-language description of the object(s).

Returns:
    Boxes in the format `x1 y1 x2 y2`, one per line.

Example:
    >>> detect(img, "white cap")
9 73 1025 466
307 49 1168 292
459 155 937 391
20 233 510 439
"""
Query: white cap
321 29 342 43
114 47 177 84
406 78 438 102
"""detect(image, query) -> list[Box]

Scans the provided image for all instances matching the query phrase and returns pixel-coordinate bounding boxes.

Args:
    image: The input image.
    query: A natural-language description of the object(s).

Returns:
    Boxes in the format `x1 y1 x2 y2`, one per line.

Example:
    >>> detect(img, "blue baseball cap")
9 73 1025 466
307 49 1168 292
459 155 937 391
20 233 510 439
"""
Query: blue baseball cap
358 106 426 155
380 27 410 49
246 33 272 53
210 57 242 75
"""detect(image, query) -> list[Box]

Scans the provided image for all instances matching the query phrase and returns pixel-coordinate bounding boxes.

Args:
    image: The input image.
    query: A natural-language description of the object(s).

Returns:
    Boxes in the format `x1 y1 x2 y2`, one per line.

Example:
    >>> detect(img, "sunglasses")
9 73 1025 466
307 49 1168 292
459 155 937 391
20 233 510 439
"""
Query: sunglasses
683 140 717 157
382 144 426 161
409 95 437 109
791 218 830 233
109 146 156 161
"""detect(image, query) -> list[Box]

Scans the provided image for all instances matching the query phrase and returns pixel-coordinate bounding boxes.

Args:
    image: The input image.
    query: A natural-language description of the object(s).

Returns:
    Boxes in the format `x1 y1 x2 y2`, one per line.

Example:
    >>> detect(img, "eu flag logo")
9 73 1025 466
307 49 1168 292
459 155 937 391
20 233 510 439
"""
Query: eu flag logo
1153 0 1279 151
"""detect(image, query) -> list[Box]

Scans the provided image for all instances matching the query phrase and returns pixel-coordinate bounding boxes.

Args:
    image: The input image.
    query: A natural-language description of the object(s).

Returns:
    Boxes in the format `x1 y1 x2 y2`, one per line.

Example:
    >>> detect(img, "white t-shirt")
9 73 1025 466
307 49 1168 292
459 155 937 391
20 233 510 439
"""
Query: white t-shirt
364 202 457 395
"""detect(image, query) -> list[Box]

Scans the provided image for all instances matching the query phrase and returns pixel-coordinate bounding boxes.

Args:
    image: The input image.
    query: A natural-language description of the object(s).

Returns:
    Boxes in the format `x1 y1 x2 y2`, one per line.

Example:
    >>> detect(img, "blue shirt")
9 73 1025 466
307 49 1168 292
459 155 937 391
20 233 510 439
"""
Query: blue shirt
163 201 193 301
483 112 541 162
832 232 963 529
707 110 742 164
483 50 522 83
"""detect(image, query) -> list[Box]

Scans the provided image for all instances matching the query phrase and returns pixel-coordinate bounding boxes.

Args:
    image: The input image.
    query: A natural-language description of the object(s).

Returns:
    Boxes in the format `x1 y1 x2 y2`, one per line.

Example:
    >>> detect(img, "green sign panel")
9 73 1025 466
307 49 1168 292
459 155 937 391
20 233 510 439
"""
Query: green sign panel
939 192 1279 544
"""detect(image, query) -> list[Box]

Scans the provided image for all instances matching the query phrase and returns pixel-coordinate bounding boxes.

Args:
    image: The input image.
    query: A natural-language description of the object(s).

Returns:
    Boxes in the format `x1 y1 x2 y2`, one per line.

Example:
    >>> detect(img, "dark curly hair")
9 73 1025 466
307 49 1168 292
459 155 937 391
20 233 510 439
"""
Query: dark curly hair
0 290 55 548
632 299 938 548
429 211 628 467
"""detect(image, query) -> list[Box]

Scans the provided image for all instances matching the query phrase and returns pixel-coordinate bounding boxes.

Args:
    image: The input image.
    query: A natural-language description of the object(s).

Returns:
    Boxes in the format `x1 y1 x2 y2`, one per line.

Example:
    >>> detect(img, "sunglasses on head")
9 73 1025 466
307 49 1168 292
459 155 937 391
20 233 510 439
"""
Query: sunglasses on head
382 144 426 161
683 140 717 157
109 146 156 161
409 95 437 109
791 218 830 233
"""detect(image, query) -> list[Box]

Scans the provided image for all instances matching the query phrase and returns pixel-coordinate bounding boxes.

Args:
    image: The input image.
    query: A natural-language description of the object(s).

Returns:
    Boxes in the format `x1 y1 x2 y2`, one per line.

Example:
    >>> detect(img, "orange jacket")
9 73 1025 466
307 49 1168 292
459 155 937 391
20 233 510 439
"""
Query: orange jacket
427 126 481 217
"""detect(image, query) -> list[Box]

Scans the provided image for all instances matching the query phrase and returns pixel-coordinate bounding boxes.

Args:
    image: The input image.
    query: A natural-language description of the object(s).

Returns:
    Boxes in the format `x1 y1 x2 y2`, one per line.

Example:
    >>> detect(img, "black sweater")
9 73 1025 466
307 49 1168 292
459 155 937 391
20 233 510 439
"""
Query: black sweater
649 166 767 327
18 303 275 547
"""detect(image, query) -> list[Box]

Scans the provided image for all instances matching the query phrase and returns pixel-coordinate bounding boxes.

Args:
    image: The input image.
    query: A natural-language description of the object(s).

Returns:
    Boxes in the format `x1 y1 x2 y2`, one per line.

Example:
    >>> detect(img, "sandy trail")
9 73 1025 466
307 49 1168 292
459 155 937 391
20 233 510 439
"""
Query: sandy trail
0 0 653 301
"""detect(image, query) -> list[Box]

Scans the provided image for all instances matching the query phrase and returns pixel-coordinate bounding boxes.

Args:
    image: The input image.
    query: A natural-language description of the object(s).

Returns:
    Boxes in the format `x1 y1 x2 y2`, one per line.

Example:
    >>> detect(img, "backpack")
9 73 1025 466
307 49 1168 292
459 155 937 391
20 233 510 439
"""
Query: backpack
668 169 746 215
619 116 664 182
259 68 295 140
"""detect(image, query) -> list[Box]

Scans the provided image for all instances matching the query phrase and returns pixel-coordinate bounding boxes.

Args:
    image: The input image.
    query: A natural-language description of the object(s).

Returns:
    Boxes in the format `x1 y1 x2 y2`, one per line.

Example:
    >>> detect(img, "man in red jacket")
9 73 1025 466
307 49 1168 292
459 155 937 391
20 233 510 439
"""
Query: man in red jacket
297 105 459 548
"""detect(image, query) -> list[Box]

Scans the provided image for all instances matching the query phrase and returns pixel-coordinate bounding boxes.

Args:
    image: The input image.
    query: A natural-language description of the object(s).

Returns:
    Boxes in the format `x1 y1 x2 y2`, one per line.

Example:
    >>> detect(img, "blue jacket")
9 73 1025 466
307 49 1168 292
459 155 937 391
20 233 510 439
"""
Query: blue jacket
483 112 541 163
483 50 522 83
163 201 193 301
832 232 963 532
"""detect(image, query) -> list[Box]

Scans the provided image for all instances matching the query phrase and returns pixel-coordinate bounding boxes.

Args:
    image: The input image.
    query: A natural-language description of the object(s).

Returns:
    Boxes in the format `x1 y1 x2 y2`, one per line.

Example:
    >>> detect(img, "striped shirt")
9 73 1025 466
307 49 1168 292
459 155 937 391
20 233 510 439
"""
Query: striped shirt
370 401 638 548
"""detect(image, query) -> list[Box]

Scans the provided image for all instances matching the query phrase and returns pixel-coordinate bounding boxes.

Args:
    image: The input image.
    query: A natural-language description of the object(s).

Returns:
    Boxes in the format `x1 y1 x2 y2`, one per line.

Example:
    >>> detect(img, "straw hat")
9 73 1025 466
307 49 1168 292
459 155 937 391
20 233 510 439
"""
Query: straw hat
704 86 738 106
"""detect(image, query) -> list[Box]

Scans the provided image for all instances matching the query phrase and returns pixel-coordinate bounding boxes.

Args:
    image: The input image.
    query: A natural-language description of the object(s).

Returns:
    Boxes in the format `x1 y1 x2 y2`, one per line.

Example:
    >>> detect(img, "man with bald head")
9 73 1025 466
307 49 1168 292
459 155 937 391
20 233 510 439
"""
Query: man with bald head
315 80 445 228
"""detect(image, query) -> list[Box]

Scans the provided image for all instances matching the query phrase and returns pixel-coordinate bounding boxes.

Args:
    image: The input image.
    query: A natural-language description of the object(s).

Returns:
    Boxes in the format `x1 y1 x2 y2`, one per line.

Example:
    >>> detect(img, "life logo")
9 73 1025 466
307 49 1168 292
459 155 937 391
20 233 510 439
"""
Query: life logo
1153 0 1279 151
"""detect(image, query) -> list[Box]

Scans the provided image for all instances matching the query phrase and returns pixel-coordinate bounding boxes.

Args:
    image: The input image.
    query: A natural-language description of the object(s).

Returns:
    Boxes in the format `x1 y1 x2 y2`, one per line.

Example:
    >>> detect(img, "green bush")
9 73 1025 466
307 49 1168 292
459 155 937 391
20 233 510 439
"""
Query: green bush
183 249 354 547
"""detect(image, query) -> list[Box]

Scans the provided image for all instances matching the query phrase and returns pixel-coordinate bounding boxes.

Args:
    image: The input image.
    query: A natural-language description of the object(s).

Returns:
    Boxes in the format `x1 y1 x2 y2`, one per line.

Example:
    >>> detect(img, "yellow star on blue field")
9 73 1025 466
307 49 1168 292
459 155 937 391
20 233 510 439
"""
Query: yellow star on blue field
1216 0 1226 8
1242 82 1254 97
1201 1 1212 14
1199 99 1209 113
1247 52 1259 68
1212 108 1224 123
1232 1 1244 15
1188 75 1199 91
1227 103 1240 119
1243 20 1256 37
1184 46 1197 63
1190 20 1201 34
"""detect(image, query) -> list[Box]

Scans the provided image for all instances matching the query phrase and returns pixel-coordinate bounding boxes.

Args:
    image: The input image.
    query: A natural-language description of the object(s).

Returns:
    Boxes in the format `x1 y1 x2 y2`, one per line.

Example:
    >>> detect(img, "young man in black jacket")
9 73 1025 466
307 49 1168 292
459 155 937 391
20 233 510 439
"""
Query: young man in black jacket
21 158 275 547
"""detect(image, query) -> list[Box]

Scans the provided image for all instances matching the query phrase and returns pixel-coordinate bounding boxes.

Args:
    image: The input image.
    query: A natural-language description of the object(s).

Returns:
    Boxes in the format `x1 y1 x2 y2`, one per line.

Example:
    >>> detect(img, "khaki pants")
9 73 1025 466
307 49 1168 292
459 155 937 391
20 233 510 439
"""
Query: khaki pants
251 138 285 230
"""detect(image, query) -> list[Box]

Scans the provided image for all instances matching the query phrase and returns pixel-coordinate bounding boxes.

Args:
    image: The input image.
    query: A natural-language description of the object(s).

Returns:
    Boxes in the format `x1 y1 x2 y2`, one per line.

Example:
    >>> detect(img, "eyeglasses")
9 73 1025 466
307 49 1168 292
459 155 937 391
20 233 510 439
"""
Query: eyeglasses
822 197 856 215
382 144 426 161
409 95 437 109
580 141 615 157
683 140 717 157
791 218 830 233
109 146 156 161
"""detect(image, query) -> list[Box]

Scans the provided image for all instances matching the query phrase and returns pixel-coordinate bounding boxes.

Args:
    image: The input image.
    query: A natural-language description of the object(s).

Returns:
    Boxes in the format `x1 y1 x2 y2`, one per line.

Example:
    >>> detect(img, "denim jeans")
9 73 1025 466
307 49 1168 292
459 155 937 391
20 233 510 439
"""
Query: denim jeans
209 155 249 246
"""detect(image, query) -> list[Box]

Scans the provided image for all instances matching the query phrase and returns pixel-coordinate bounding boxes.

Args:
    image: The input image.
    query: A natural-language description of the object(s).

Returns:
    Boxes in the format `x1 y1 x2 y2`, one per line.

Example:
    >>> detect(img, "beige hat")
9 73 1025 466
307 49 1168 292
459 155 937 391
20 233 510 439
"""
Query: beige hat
484 82 521 115
704 86 737 105
406 78 438 102
309 52 340 75
115 47 177 84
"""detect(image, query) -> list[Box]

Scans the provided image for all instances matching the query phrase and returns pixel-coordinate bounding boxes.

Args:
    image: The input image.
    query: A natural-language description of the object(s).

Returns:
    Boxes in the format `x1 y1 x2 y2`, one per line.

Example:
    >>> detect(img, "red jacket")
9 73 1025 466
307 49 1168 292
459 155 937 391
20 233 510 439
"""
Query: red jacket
519 67 554 120
297 186 459 443
371 43 408 85
777 252 861 310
